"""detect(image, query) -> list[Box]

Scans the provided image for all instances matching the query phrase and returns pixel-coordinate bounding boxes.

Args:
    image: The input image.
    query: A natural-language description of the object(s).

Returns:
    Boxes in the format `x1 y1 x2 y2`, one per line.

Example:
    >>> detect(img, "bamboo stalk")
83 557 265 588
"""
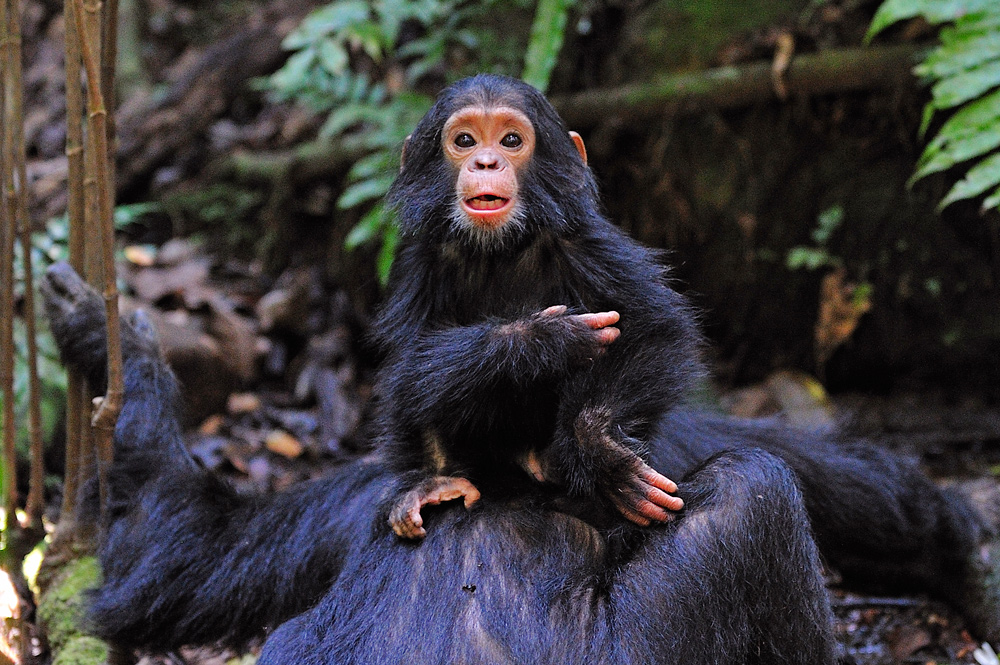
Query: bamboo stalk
61 0 86 528
1 0 19 524
4 0 45 528
101 0 117 192
74 0 122 517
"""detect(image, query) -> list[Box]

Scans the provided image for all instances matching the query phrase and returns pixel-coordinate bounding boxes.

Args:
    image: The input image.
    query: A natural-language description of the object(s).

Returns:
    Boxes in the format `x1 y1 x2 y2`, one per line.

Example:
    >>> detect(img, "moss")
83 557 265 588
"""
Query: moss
50 636 108 665
36 557 101 653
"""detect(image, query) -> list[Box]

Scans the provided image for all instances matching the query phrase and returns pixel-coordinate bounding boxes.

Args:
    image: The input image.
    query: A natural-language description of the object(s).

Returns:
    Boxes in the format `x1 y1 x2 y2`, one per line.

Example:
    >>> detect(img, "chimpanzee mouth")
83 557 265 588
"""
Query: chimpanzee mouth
465 194 510 212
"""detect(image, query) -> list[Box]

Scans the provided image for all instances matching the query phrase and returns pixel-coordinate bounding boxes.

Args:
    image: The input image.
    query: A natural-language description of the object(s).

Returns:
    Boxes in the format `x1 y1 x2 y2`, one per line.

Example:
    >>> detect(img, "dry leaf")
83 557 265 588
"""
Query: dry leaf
198 413 225 435
266 429 304 459
227 392 261 415
124 244 156 267
814 268 872 366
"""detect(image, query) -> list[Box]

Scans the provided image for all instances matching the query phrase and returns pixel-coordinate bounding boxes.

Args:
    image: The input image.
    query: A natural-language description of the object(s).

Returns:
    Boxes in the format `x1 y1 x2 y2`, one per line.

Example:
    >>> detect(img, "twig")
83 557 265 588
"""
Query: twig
831 596 927 610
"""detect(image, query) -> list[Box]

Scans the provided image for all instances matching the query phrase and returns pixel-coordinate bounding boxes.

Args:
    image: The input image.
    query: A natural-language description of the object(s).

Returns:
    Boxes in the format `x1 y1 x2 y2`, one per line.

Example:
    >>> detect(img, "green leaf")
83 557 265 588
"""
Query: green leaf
345 203 387 250
113 202 161 228
930 58 1000 109
377 222 400 286
812 205 844 244
320 103 378 138
867 0 998 40
337 175 396 209
956 11 1000 33
912 88 1000 180
270 48 317 93
914 128 1000 180
349 151 397 180
916 31 1000 79
282 1 370 50
522 0 574 92
982 184 1000 211
786 246 832 271
345 22 390 62
938 151 1000 209
918 102 936 138
317 39 349 75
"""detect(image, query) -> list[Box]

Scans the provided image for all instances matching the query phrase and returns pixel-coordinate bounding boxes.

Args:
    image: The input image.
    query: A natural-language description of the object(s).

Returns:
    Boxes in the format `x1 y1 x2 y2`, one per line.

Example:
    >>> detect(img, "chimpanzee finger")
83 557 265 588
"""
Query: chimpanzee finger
639 465 679 495
539 305 568 317
389 506 426 540
593 326 620 347
577 310 620 329
461 485 482 509
644 484 684 512
609 495 652 527
625 487 672 522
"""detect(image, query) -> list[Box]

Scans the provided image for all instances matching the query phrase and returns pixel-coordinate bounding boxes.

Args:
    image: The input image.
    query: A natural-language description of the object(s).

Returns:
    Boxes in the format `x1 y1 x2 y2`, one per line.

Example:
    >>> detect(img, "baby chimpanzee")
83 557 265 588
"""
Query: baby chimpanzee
378 74 698 538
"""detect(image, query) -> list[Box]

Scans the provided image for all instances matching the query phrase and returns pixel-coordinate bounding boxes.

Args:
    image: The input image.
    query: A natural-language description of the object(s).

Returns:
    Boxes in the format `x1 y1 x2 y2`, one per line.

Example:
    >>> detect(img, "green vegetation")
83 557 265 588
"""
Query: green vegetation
869 0 1000 212
266 0 573 282
0 205 155 479
37 557 103 653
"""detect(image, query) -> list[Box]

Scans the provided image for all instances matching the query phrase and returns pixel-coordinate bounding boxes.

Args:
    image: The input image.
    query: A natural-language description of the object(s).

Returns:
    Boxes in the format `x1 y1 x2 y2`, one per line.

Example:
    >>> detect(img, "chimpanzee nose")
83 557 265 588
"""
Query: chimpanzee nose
474 150 501 169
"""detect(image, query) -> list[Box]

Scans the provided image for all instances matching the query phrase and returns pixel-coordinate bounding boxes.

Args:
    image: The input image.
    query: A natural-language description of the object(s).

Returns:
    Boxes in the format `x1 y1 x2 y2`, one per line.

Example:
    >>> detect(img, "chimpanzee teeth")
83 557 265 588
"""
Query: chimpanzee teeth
468 196 507 210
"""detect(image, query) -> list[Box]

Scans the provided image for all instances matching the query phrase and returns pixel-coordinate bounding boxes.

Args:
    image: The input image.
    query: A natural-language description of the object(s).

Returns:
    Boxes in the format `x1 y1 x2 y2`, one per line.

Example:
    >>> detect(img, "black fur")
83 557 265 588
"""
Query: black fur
44 261 837 663
380 74 704 512
38 74 991 663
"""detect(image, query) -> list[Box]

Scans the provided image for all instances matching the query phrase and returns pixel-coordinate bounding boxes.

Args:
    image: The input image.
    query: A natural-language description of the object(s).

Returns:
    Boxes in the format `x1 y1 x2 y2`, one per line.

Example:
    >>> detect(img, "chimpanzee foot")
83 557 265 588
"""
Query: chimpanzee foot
41 262 111 386
42 262 161 391
389 476 481 540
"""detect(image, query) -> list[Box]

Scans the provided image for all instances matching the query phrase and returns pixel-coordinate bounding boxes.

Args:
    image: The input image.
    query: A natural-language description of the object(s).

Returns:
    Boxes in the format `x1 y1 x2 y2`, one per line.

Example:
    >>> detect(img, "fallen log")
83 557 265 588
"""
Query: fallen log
551 44 921 127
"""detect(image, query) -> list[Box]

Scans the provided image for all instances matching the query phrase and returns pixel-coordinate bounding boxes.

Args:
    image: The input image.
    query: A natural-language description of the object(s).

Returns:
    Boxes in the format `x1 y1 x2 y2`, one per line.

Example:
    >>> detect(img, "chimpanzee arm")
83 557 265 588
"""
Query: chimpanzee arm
42 262 393 650
382 312 615 425
549 231 706 523
375 248 618 431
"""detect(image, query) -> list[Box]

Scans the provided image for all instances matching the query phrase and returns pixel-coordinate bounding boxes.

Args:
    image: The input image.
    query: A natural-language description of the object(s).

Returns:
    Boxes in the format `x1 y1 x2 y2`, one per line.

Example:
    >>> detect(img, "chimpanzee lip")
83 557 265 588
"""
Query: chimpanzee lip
464 194 511 212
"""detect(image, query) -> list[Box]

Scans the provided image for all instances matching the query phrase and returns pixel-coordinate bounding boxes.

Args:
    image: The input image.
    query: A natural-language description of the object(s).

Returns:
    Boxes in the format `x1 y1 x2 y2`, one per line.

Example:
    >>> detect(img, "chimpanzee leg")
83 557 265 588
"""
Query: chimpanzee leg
610 447 837 665
42 262 393 651
651 410 996 639
259 448 835 665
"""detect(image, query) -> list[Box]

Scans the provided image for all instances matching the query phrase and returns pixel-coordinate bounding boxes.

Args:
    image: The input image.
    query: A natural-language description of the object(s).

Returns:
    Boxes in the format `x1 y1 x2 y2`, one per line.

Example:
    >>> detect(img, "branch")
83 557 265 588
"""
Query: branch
0 0 16 526
551 44 921 127
212 138 366 186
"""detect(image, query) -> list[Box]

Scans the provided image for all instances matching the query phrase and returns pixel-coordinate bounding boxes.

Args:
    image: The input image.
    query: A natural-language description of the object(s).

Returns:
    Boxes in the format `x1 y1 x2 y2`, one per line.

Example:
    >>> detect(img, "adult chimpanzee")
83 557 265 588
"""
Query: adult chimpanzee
45 262 837 664
41 73 999 663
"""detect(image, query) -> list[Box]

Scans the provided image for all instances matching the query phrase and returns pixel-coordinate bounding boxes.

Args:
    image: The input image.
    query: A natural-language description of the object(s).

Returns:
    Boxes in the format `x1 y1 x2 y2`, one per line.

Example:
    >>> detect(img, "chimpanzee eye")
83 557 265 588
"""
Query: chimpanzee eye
501 133 522 149
455 133 476 148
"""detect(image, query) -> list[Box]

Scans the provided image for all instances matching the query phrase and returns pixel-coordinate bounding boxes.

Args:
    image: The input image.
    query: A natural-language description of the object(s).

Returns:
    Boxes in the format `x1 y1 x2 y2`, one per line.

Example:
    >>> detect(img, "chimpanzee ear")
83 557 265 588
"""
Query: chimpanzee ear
569 131 587 166
400 135 412 171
